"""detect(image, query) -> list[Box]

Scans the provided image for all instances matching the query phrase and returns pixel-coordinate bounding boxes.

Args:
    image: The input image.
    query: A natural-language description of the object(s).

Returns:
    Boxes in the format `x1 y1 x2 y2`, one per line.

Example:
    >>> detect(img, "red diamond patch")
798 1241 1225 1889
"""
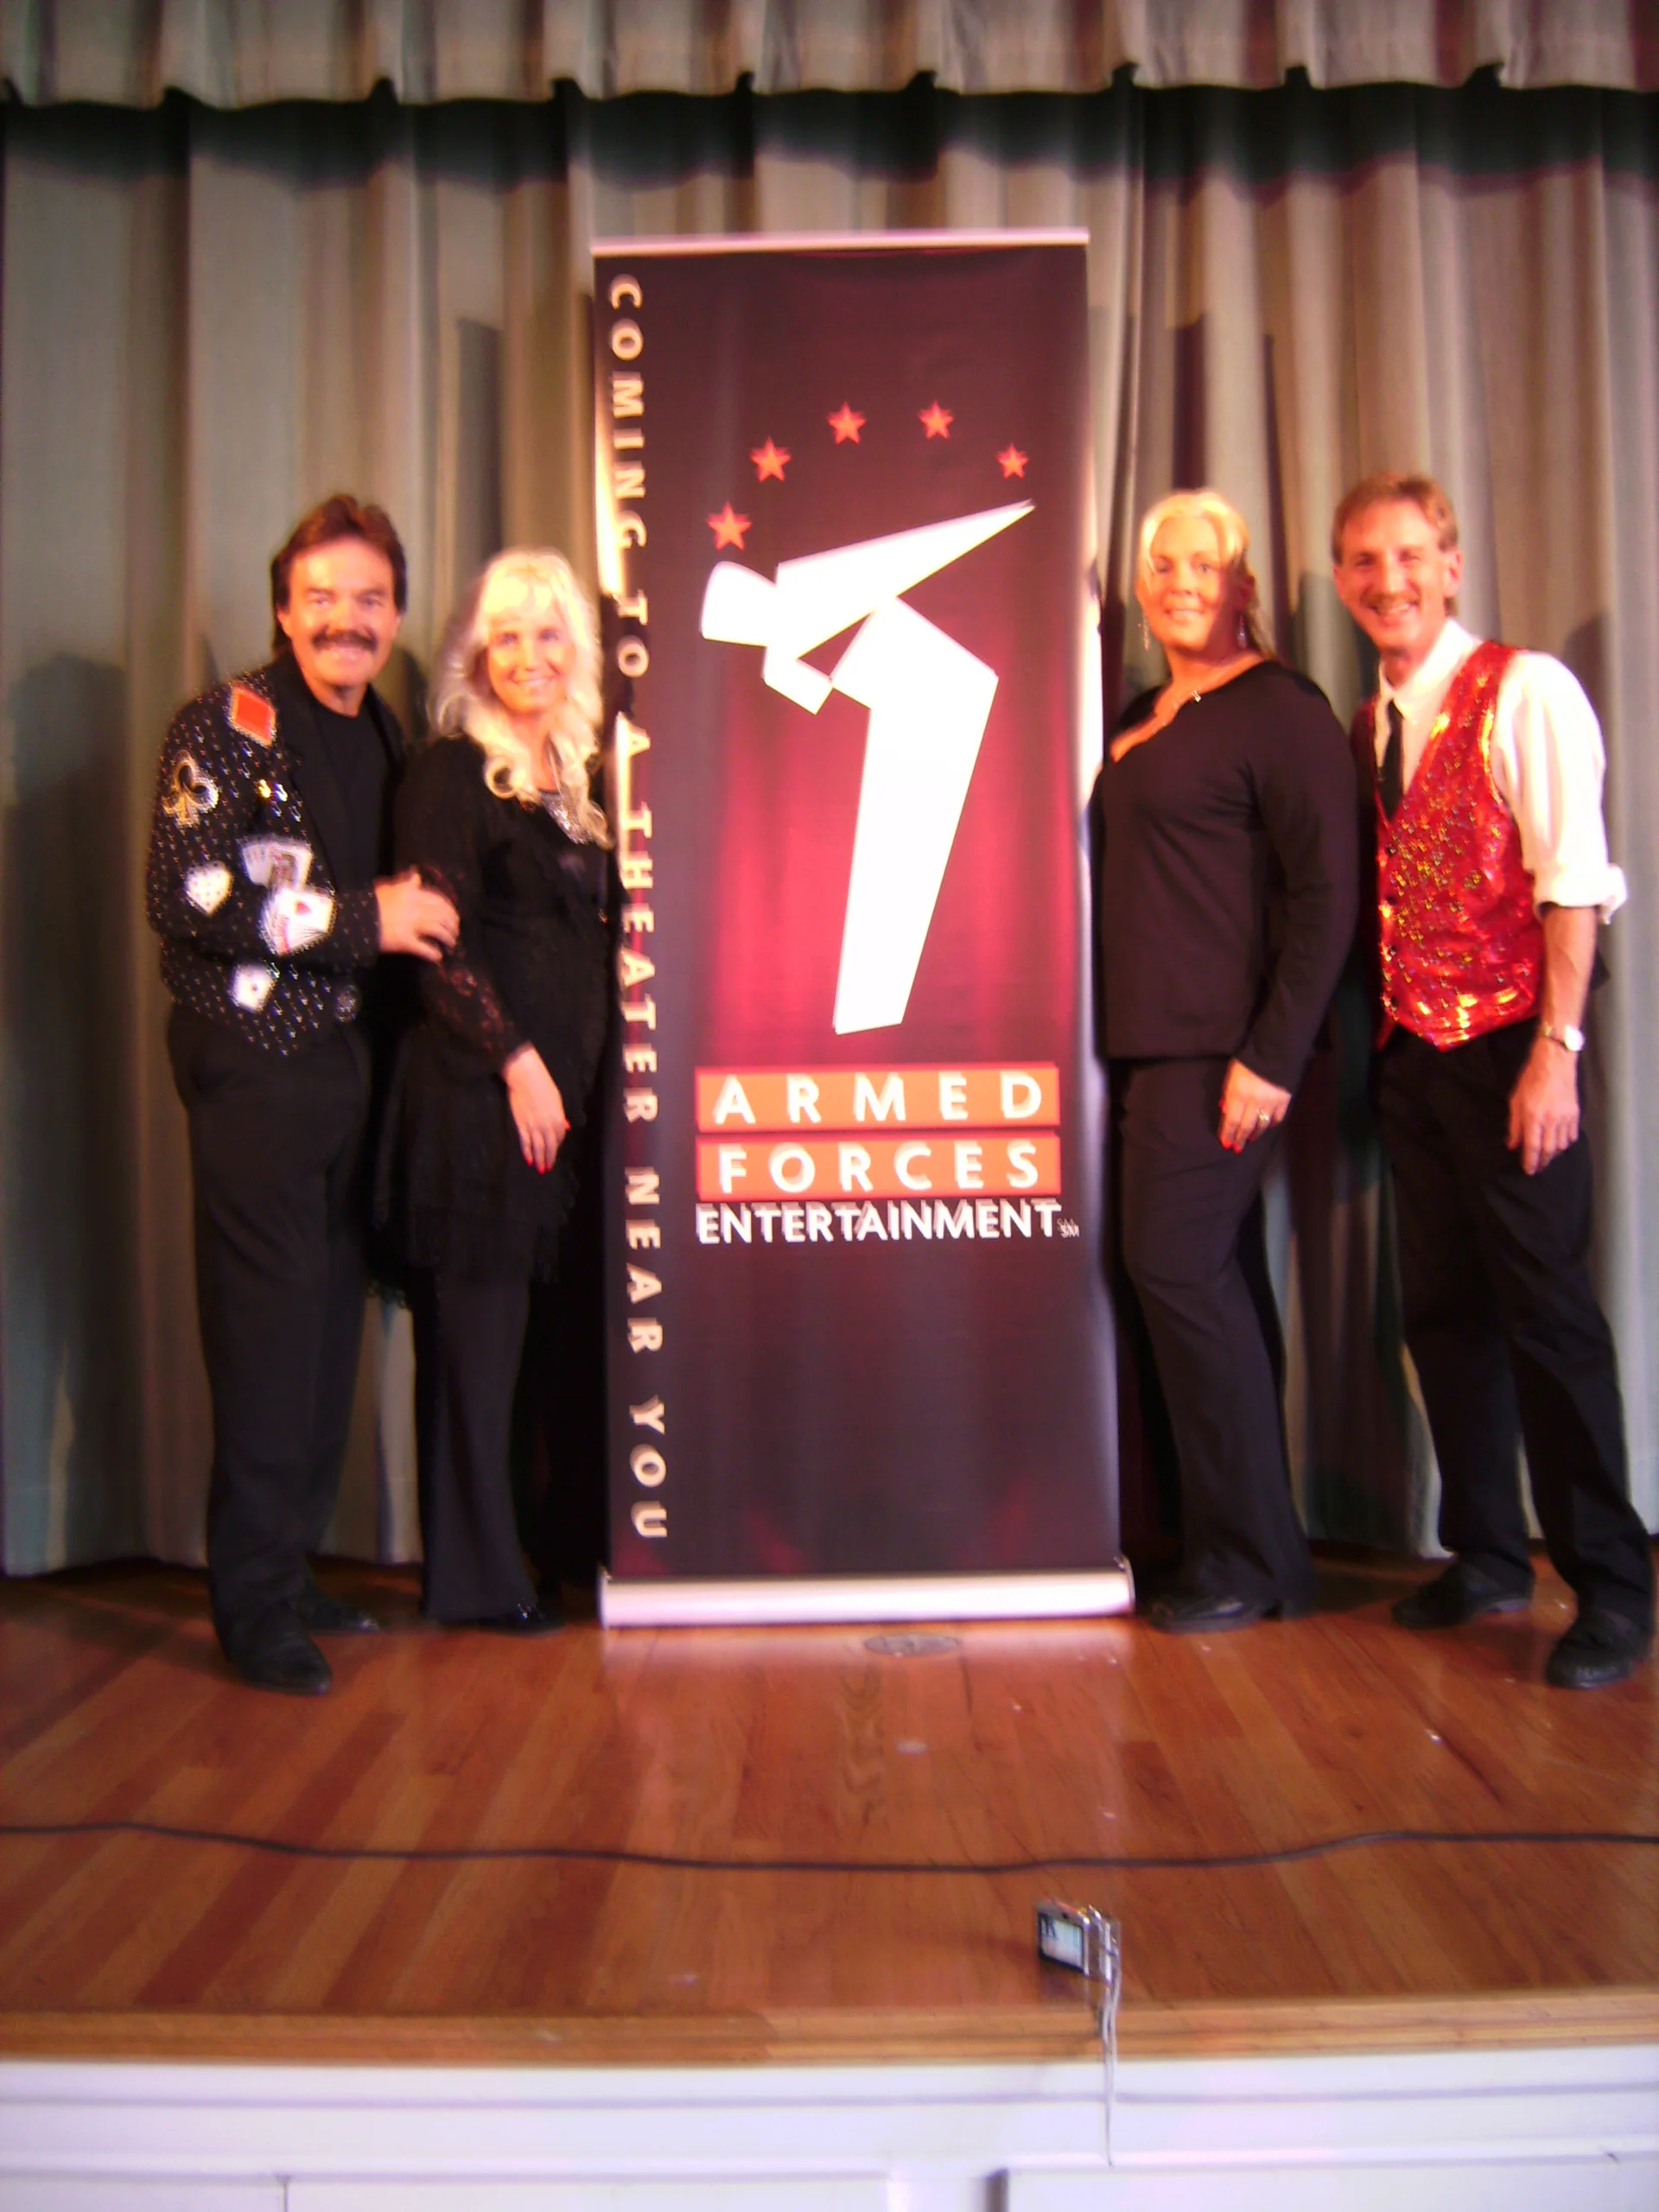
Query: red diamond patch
228 684 276 746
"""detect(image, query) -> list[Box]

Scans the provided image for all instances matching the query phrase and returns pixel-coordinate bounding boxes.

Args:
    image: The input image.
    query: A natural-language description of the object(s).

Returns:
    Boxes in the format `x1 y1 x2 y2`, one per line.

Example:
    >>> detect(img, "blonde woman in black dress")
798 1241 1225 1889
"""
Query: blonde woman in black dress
1093 491 1357 1632
387 550 611 1631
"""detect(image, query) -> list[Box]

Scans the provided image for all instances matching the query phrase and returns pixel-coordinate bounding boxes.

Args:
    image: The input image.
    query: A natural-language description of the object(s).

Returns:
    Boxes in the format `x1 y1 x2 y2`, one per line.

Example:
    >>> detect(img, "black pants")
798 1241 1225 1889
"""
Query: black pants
1113 1056 1315 1611
508 1132 609 1592
410 1269 540 1622
168 1007 372 1654
1378 1022 1654 1630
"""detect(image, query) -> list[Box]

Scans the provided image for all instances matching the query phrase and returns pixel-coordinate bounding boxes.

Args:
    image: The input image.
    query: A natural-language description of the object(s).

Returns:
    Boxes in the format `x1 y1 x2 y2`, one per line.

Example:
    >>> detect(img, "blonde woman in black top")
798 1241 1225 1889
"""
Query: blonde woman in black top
1092 490 1357 1632
385 550 612 1632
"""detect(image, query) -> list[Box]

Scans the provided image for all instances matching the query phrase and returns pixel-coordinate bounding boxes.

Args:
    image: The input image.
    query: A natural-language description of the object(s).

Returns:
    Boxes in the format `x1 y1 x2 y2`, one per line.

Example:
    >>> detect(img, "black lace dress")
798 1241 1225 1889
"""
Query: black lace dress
381 734 610 1281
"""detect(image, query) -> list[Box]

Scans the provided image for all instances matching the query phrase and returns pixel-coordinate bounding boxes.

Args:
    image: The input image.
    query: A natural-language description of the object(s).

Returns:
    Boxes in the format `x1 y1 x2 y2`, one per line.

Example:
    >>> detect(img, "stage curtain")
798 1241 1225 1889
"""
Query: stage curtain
3 74 1657 1571
3 1 1656 103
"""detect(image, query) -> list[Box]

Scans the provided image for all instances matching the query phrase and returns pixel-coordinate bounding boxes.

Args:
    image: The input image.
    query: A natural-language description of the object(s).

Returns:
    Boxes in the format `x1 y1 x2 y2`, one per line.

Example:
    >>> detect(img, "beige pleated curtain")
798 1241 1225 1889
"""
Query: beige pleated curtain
3 9 1657 1571
4 0 1655 101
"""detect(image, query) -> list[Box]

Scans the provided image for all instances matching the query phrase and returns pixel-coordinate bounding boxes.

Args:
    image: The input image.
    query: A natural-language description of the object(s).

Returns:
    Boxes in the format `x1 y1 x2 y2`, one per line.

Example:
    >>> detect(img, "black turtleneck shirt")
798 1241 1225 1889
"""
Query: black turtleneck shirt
310 695 389 892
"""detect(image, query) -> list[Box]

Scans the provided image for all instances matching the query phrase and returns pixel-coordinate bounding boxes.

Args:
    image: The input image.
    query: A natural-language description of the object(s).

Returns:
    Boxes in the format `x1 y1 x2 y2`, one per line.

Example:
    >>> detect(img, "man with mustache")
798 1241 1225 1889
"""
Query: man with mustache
1333 472 1654 1689
147 494 458 1693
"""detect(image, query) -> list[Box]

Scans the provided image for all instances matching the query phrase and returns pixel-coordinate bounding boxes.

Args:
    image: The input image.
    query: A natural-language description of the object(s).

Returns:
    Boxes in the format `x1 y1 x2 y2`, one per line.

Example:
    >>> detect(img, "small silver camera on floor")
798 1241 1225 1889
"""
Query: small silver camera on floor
1036 1900 1120 1987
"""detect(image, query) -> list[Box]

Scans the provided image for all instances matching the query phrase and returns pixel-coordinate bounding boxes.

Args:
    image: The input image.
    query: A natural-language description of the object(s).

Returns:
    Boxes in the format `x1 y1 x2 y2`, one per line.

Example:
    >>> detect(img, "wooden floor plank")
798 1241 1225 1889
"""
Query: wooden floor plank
0 1550 1656 2063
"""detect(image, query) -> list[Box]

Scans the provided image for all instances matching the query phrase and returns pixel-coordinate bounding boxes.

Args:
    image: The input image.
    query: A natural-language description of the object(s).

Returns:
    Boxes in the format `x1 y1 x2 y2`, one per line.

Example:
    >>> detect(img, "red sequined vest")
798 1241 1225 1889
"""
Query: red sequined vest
1376 639 1541 1049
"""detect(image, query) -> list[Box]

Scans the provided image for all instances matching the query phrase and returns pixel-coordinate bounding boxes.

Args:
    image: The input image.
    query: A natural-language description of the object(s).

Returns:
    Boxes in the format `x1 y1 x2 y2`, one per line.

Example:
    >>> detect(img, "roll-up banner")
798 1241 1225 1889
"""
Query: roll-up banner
592 233 1125 1625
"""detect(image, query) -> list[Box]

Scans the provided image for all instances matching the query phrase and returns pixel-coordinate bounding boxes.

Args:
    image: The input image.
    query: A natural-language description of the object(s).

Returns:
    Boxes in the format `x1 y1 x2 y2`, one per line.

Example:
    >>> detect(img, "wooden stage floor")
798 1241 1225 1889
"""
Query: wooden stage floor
2 1549 1656 2069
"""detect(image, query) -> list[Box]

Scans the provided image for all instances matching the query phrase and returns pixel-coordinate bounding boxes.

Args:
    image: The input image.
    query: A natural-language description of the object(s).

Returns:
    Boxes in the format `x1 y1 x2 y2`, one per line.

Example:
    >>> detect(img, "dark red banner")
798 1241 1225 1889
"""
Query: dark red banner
594 236 1117 1585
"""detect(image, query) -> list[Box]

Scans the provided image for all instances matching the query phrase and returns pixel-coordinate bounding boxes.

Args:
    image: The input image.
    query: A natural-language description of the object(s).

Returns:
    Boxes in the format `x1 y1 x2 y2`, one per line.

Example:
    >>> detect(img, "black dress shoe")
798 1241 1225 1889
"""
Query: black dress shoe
1545 1607 1653 1691
226 1621 333 1695
1391 1561 1532 1630
461 1601 563 1637
1146 1591 1280 1635
296 1582 381 1635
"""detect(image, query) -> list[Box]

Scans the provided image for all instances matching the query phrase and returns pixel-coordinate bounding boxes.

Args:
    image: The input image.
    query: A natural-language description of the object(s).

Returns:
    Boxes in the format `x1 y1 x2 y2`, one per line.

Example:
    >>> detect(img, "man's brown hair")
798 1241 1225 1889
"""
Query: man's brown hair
270 493 408 649
1331 472 1459 563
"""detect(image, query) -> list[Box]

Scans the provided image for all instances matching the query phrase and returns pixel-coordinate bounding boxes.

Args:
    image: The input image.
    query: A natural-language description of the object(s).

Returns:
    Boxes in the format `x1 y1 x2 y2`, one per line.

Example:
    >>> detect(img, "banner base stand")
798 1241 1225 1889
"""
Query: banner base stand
598 1563 1135 1629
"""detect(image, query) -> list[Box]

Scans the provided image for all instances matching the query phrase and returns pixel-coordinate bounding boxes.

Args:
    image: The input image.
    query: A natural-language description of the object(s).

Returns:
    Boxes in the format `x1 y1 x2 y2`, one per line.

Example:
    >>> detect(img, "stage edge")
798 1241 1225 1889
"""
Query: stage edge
598 1565 1135 1628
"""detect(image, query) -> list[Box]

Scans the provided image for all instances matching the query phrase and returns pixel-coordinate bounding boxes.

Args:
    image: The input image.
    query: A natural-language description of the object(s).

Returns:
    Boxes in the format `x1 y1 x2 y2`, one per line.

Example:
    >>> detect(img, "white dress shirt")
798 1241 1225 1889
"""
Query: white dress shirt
1372 617 1625 919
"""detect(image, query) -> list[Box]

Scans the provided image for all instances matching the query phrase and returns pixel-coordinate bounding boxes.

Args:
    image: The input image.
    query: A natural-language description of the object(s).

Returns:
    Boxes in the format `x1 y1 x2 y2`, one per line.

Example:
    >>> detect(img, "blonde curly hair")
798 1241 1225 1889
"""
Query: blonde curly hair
429 550 610 846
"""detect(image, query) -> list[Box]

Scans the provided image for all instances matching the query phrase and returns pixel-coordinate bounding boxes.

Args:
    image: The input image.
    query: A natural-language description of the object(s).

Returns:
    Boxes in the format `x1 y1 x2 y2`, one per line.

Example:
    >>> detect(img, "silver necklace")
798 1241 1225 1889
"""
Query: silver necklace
538 782 595 842
531 728 598 843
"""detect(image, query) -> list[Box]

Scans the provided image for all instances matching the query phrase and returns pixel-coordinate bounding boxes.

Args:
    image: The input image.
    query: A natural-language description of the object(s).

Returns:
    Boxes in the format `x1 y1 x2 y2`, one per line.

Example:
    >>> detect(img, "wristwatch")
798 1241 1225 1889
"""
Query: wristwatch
1538 1020 1585 1054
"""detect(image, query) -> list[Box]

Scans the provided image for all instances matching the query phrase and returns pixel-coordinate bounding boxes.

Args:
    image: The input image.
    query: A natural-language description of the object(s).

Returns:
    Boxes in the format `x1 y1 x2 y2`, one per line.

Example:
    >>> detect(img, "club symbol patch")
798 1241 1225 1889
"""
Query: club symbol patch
164 753 219 830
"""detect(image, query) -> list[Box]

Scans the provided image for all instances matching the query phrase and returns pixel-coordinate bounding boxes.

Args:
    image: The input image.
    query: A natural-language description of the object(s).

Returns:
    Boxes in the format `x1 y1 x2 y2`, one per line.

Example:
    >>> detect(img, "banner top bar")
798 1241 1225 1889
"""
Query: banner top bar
591 228 1090 257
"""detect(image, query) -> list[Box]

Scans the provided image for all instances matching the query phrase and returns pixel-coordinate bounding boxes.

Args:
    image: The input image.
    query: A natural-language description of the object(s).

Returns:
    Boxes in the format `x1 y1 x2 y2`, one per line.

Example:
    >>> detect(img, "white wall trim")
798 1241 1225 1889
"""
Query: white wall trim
1 2043 1655 2210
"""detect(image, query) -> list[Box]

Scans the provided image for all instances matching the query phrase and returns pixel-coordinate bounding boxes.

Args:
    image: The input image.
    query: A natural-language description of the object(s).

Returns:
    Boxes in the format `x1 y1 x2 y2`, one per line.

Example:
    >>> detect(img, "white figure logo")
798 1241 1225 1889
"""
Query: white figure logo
701 501 1032 1034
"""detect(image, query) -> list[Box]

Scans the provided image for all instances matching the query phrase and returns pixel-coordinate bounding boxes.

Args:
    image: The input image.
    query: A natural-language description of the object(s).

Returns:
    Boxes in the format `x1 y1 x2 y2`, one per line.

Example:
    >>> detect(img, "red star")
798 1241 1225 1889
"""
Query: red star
828 403 865 444
997 445 1028 479
750 438 790 481
919 402 954 439
707 504 751 550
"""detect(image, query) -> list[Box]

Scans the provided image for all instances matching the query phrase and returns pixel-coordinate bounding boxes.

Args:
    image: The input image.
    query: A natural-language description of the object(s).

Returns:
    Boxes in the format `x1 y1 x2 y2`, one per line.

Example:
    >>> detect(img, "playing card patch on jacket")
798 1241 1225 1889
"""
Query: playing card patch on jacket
184 862 233 914
228 684 276 745
164 754 219 829
230 963 277 1012
261 886 335 956
239 837 313 888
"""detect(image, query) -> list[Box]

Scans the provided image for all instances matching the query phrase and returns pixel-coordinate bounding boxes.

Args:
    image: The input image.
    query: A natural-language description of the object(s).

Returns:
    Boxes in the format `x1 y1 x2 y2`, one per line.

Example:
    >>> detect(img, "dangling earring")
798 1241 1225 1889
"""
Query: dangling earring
1236 611 1249 649
1139 608 1149 652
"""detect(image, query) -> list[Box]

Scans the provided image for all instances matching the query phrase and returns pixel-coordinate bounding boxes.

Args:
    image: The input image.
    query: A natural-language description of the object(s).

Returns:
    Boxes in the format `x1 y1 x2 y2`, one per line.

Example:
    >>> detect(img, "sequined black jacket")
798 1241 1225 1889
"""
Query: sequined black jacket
144 655 402 1053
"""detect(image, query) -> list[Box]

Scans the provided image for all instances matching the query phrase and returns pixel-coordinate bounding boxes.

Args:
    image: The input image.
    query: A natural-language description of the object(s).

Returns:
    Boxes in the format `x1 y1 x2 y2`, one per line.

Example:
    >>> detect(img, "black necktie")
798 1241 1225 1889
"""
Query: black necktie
1380 700 1404 817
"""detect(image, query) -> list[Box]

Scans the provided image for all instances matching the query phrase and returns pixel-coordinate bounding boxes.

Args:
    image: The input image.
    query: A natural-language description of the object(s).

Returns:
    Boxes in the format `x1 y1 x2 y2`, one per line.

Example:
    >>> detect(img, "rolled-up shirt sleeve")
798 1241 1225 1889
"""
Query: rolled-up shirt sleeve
1491 653 1626 919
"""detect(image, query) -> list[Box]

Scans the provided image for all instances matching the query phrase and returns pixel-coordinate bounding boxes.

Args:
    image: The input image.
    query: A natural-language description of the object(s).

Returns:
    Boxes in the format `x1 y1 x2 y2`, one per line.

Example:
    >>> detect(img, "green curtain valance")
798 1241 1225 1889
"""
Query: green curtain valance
3 0 1655 107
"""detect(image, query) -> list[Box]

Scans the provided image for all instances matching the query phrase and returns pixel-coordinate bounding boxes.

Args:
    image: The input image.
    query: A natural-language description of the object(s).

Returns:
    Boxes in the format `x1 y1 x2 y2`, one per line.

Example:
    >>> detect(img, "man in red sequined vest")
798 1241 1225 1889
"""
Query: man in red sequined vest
1333 472 1653 1690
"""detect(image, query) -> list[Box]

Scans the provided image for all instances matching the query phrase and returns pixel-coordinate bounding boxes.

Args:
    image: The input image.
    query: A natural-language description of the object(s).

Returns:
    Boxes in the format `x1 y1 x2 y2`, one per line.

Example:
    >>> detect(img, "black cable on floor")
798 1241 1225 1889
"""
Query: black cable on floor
1 1818 1656 1874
